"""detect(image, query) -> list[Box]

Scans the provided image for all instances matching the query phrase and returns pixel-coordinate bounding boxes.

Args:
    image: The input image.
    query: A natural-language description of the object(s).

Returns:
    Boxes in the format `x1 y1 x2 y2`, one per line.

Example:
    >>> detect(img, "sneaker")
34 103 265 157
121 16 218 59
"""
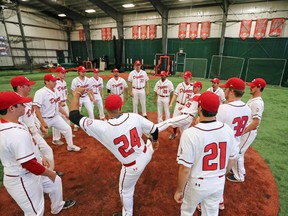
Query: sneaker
52 140 64 145
112 213 122 216
56 171 64 177
227 175 244 183
63 200 76 209
169 133 177 140
67 145 81 152
73 127 79 132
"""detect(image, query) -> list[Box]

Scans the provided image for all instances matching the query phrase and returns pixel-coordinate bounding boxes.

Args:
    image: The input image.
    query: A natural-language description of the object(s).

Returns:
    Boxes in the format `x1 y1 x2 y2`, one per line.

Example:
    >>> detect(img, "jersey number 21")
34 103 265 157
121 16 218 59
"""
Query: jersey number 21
203 142 227 171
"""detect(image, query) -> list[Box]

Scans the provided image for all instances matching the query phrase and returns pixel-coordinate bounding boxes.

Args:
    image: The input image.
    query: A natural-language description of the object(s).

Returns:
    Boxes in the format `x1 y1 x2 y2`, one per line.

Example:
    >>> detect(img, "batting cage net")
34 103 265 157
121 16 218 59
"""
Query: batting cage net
185 58 208 78
208 55 245 80
245 58 287 86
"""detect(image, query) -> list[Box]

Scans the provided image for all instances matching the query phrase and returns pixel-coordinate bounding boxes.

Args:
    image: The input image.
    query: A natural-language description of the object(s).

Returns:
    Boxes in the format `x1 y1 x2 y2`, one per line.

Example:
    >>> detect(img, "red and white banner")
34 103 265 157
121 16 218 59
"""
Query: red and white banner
189 22 198 40
269 18 285 37
200 21 210 40
132 25 139 40
106 28 112 41
79 29 84 42
254 18 268 40
178 22 187 40
101 28 107 41
239 20 252 40
140 25 147 40
149 24 157 40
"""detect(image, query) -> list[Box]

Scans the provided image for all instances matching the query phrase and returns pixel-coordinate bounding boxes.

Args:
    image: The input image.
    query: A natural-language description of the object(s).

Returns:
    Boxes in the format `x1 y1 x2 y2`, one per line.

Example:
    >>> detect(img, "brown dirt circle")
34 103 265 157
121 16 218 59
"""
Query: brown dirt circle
0 113 279 216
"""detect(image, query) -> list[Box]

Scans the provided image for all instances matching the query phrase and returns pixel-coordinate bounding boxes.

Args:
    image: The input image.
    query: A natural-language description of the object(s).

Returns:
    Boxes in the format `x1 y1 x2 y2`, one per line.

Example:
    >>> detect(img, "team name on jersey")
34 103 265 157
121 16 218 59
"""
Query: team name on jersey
26 107 34 117
92 84 102 88
112 83 123 88
77 84 89 88
133 75 144 79
158 86 168 89
49 97 61 104
57 85 67 91
180 89 193 93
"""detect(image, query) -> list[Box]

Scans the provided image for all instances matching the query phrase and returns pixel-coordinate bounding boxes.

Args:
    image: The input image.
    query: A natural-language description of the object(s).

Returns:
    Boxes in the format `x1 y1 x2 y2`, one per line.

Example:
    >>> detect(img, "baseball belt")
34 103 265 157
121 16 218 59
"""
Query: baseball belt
123 146 147 167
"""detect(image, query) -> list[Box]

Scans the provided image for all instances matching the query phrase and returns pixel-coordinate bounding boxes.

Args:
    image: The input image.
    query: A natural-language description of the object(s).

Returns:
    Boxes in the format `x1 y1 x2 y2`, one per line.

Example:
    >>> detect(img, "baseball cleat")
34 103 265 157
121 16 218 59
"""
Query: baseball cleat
112 213 122 216
67 145 81 152
169 133 177 140
52 140 64 145
63 200 76 209
227 175 244 183
56 171 64 177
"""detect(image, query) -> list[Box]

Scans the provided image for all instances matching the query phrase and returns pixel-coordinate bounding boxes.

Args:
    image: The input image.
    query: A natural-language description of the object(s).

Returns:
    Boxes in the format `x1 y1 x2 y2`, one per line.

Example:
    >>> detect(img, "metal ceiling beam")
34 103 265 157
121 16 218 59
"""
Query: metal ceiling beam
219 0 229 56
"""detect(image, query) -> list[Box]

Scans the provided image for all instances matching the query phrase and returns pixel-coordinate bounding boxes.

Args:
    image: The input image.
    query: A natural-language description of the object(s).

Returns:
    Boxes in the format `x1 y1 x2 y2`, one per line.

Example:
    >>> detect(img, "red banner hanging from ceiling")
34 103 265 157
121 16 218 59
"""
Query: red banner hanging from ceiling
189 22 198 40
239 20 252 40
200 21 210 40
106 28 112 41
269 18 285 37
101 28 107 41
254 18 268 40
140 25 147 40
79 29 85 42
132 25 139 40
178 22 187 40
149 24 157 40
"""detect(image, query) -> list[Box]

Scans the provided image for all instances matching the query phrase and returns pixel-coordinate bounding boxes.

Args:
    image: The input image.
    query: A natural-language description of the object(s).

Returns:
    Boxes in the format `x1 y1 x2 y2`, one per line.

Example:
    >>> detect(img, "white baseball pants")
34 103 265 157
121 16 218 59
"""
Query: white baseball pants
132 89 147 116
80 96 94 119
92 94 105 119
52 103 70 141
156 114 193 134
157 96 170 123
172 103 184 118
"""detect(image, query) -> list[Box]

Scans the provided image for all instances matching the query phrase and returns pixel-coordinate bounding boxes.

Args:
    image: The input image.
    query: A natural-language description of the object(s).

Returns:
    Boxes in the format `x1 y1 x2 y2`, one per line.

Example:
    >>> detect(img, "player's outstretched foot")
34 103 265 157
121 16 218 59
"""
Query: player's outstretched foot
56 171 64 177
227 175 244 183
169 133 177 140
112 213 122 216
67 145 81 152
63 200 76 209
52 140 64 145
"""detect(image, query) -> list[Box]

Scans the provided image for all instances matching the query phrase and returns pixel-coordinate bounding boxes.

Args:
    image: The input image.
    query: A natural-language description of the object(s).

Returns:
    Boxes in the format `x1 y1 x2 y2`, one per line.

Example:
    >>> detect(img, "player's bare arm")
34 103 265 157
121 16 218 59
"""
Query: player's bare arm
125 87 128 101
41 156 51 168
169 91 174 104
243 118 260 134
33 105 48 130
146 80 150 96
169 94 177 109
128 82 133 97
174 165 191 203
59 106 69 119
153 91 157 104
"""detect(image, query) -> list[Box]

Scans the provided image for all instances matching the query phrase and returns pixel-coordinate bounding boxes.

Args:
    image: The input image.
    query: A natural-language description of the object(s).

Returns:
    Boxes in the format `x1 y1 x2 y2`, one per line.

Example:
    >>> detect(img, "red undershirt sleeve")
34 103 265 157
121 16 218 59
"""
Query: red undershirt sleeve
22 158 46 175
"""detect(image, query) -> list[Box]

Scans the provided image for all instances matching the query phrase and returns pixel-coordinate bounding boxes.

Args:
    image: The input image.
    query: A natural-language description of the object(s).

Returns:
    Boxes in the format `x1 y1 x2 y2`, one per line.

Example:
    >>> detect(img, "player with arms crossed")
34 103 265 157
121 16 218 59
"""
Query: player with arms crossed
207 78 225 104
106 68 128 101
227 78 266 182
174 91 238 216
69 89 159 216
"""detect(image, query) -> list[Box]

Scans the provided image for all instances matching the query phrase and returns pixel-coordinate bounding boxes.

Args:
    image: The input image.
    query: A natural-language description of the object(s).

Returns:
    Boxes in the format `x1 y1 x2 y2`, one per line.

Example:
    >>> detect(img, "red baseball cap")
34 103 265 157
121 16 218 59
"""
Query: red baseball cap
198 91 220 113
134 60 142 66
160 70 167 77
44 74 58 82
78 66 86 72
220 77 245 90
112 68 119 73
93 68 100 73
211 78 220 84
55 67 67 73
105 94 124 111
0 92 32 110
183 71 192 79
193 81 203 88
10 76 36 87
247 78 266 88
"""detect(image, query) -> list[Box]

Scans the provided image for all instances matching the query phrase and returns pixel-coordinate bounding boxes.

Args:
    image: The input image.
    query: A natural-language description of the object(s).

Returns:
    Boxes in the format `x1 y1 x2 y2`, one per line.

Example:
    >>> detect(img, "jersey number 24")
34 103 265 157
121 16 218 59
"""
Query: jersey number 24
203 142 227 171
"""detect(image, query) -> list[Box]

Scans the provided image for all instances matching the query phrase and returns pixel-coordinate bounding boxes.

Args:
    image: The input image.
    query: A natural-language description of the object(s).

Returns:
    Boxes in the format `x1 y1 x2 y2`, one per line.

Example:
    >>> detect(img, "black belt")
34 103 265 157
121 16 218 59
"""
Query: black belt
43 116 54 119
182 112 194 117
133 87 144 90
198 175 225 180
123 146 147 167
159 95 169 97
5 172 29 177
177 101 185 105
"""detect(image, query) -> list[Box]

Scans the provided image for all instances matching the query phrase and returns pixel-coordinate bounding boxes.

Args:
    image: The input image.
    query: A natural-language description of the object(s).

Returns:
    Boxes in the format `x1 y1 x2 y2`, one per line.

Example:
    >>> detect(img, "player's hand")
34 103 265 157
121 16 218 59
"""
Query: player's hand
174 190 184 203
178 106 183 111
153 99 157 105
146 90 150 96
73 87 86 96
130 91 134 98
169 104 173 110
40 122 48 134
42 156 51 169
152 140 159 151
49 171 57 183
125 95 128 101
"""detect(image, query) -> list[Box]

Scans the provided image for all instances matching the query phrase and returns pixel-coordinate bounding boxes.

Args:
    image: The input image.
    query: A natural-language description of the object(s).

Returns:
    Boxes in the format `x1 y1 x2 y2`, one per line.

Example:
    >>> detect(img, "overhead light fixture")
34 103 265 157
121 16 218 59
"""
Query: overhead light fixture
85 9 96 13
58 14 66 17
122 4 135 8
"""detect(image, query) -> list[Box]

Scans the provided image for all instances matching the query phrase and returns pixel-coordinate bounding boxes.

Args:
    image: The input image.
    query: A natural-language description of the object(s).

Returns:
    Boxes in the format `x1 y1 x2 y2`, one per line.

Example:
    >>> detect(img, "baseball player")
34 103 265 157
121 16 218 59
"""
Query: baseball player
71 66 94 131
106 68 128 101
153 70 174 123
228 78 266 182
0 92 75 215
128 60 150 118
33 74 81 152
69 90 159 216
168 71 194 139
52 66 70 145
174 91 238 216
207 78 226 104
90 68 105 120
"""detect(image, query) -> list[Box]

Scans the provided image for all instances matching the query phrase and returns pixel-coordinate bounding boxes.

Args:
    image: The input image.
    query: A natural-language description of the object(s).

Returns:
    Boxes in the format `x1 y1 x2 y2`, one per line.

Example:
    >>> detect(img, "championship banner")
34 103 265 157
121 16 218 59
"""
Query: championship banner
239 20 252 40
79 29 85 42
178 22 187 40
132 25 139 40
140 25 147 40
200 21 210 40
254 18 268 40
106 28 112 41
189 22 198 40
149 24 157 40
269 18 285 37
101 28 107 41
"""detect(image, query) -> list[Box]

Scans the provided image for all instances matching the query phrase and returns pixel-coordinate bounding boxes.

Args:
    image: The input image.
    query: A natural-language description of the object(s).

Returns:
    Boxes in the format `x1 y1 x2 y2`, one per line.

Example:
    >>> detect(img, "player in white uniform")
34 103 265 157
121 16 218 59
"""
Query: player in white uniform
156 81 202 135
90 68 105 120
106 68 128 102
0 92 75 215
33 74 81 152
174 91 238 216
69 91 159 216
128 60 150 118
228 78 266 182
71 66 94 131
52 67 70 145
207 78 225 104
153 70 174 123
168 71 193 139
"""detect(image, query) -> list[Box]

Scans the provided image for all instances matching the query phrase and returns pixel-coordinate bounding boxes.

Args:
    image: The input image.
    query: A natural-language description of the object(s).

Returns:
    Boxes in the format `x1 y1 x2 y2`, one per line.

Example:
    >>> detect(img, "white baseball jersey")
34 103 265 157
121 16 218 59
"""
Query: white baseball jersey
174 82 194 105
207 87 225 104
246 96 264 129
71 76 91 97
154 79 174 97
90 76 103 96
19 102 40 134
177 121 238 178
33 87 61 118
55 79 68 102
106 77 128 96
180 93 200 117
128 70 149 89
79 113 156 164
216 100 251 144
